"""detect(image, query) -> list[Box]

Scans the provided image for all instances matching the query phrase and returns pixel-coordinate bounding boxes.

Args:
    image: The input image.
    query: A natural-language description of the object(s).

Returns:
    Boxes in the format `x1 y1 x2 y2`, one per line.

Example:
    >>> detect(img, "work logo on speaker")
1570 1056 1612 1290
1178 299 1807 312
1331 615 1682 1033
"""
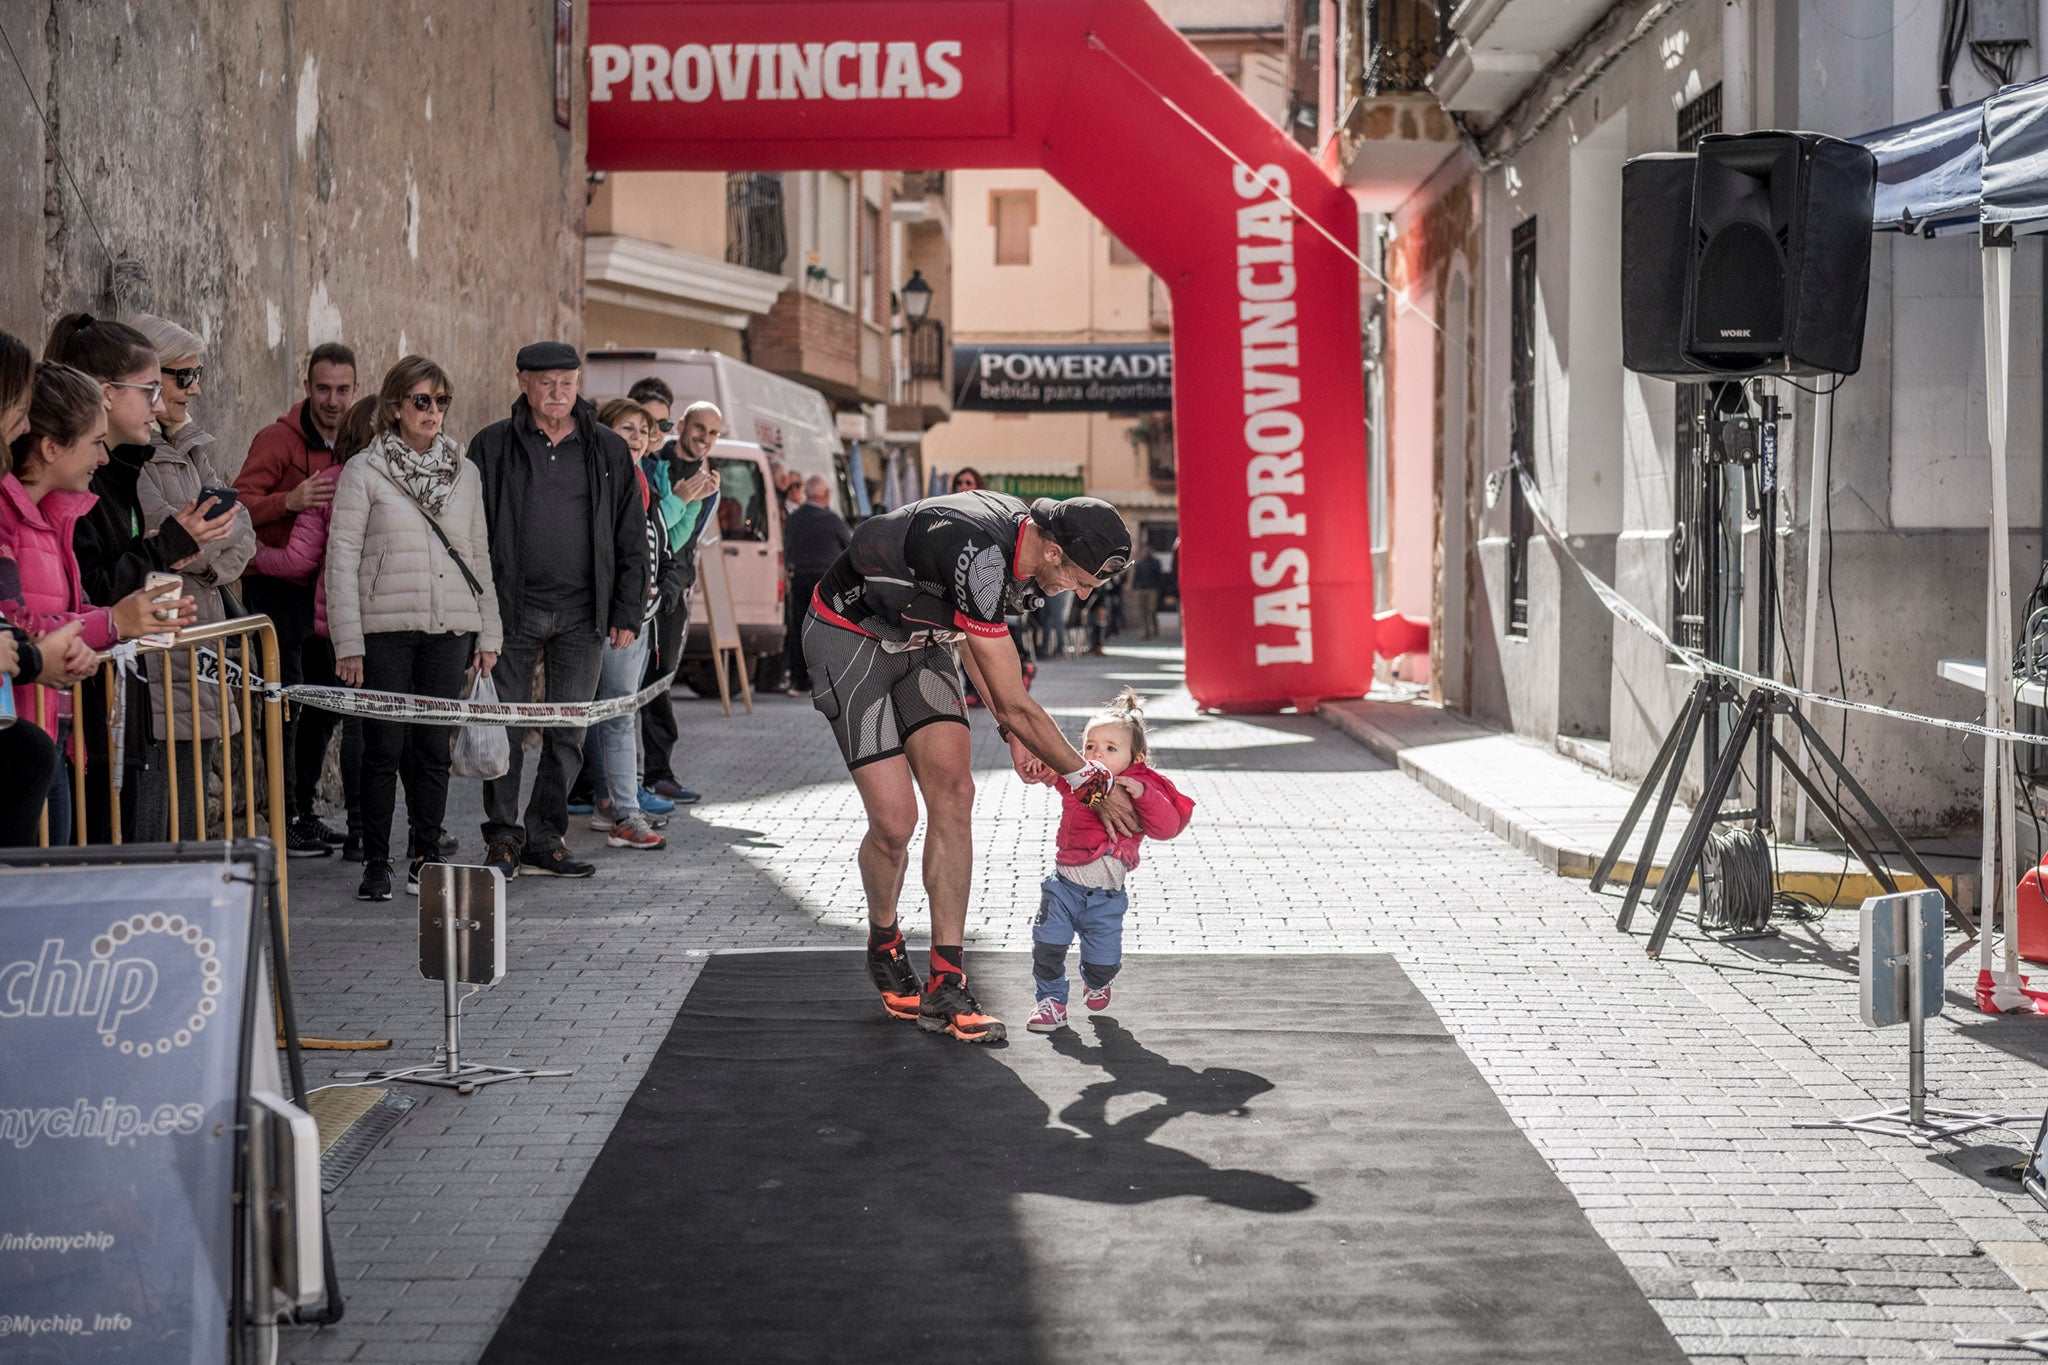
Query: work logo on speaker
0 863 255 1363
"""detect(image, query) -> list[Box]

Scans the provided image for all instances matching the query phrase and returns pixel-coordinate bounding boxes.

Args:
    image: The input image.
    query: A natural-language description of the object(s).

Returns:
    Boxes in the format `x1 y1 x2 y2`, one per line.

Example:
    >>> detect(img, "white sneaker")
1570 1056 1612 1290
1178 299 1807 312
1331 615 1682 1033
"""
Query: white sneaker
589 798 615 832
1026 998 1068 1033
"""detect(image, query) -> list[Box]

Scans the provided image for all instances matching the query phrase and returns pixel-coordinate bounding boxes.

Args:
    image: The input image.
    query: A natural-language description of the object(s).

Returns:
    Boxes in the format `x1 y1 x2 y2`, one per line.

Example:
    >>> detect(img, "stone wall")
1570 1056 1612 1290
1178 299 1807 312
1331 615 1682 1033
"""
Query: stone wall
0 0 586 461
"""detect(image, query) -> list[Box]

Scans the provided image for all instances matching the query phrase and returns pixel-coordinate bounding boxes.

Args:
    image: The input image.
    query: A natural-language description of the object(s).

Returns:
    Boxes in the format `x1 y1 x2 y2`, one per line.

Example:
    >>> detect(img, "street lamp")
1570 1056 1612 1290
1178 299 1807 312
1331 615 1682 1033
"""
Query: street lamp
900 269 932 326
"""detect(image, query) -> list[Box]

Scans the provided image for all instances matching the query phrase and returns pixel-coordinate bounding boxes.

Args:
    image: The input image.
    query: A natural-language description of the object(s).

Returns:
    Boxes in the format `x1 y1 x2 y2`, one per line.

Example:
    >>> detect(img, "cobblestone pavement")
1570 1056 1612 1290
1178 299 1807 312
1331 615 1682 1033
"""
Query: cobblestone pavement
281 632 2048 1364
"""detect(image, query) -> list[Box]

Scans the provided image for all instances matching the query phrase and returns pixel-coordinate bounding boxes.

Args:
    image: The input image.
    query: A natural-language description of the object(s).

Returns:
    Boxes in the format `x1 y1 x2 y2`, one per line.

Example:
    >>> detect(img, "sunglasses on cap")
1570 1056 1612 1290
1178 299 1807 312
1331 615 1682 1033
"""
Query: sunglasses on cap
405 392 453 412
161 364 205 389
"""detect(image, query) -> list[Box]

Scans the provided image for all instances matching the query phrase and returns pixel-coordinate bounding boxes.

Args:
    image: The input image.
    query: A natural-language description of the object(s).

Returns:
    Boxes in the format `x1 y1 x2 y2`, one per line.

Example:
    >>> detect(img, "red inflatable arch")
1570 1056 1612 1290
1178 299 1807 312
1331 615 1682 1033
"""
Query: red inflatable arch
588 0 1374 711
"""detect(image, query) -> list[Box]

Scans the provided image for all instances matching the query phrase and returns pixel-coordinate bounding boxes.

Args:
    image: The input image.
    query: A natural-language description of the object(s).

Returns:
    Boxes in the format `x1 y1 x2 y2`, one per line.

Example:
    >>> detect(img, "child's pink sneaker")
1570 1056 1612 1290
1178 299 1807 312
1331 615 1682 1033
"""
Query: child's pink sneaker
1026 998 1068 1033
1083 982 1113 1011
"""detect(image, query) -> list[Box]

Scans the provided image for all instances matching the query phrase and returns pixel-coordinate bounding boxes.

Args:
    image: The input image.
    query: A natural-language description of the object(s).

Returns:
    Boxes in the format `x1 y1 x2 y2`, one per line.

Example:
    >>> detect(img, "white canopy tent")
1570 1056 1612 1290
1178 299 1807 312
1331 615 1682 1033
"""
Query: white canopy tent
1858 76 2048 1007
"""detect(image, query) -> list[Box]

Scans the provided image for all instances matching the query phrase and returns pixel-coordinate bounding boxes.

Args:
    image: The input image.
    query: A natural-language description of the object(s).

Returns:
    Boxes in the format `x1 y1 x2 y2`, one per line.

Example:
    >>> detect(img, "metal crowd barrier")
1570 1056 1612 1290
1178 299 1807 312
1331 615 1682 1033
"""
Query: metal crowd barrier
31 613 384 1052
35 615 291 927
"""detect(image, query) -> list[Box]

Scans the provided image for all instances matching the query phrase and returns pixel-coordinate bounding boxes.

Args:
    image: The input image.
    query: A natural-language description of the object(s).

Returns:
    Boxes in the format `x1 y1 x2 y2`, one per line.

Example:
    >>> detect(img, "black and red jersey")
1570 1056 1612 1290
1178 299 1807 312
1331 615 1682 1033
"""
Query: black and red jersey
815 490 1048 648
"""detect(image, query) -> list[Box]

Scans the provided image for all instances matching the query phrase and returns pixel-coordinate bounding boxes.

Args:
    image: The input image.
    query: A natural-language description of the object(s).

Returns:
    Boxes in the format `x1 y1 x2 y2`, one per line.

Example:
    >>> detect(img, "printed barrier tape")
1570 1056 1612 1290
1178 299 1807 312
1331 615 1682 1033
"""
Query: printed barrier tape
1512 465 2048 748
167 645 675 729
287 671 678 728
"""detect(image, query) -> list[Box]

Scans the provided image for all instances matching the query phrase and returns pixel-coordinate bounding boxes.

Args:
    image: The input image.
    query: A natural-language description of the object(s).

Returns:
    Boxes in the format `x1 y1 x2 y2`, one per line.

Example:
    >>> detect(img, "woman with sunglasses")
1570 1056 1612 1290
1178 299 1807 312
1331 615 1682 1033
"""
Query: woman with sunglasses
326 357 500 901
129 315 257 833
950 467 982 494
45 313 231 840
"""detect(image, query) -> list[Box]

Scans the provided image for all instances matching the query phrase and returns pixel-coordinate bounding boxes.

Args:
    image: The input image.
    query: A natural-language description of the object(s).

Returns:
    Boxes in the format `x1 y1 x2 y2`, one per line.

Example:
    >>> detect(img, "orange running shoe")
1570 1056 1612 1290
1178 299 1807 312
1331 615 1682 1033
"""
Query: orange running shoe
865 936 924 1020
917 974 1007 1044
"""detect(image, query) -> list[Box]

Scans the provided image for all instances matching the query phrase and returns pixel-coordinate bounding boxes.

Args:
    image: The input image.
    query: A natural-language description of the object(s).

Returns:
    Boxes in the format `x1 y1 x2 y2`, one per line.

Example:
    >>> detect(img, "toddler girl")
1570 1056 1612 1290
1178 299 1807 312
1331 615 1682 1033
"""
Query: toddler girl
1026 688 1194 1033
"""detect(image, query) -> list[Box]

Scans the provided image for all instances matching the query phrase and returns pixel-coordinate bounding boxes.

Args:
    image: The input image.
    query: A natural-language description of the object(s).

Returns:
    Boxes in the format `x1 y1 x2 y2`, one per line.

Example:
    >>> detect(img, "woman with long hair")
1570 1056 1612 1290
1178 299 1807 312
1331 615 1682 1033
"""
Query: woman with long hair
0 331 59 845
46 313 230 840
0 361 198 841
325 358 500 901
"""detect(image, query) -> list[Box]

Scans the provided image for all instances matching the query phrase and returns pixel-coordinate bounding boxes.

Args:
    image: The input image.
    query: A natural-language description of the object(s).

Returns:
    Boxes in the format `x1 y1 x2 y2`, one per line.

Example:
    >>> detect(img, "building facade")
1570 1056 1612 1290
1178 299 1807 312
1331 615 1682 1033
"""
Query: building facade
0 0 588 449
922 0 1293 554
1328 0 2048 833
585 165 954 510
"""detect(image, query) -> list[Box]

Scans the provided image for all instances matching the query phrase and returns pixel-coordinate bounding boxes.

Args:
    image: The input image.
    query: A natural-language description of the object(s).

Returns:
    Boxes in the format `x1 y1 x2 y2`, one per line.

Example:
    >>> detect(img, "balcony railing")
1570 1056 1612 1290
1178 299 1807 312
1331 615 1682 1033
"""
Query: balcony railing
908 319 946 383
899 170 947 199
1365 0 1443 95
725 172 787 275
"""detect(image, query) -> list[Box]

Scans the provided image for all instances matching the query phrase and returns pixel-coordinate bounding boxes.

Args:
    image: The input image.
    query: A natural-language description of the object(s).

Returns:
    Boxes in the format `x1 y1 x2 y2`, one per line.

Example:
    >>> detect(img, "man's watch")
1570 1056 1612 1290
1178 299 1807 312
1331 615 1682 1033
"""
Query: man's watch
996 722 1015 743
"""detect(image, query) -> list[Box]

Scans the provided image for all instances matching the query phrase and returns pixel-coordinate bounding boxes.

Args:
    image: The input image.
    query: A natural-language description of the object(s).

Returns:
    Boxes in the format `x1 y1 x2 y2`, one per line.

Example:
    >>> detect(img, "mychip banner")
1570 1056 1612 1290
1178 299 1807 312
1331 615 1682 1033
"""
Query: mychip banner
0 862 257 1363
951 343 1172 413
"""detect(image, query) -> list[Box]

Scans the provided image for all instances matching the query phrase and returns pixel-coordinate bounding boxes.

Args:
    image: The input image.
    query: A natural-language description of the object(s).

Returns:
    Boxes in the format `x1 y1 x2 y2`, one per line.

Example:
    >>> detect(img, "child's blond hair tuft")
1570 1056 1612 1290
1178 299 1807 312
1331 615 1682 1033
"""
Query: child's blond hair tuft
1087 687 1148 760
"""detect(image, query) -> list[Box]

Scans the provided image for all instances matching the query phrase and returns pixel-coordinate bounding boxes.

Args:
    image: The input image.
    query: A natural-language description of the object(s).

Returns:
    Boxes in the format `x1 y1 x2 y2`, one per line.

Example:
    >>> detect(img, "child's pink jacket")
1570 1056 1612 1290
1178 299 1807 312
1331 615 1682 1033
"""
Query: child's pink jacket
1052 761 1194 872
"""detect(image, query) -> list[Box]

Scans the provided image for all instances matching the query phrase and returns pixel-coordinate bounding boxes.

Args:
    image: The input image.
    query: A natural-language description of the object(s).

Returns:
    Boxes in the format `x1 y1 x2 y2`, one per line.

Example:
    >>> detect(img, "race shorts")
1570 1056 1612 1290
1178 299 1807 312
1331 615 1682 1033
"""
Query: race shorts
802 609 967 769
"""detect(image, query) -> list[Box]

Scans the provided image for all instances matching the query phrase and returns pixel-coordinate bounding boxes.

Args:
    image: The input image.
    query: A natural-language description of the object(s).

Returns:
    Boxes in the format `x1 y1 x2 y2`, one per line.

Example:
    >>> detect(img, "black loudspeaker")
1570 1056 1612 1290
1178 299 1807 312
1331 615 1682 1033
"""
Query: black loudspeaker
1622 153 1708 381
1685 131 1876 376
1621 131 1877 380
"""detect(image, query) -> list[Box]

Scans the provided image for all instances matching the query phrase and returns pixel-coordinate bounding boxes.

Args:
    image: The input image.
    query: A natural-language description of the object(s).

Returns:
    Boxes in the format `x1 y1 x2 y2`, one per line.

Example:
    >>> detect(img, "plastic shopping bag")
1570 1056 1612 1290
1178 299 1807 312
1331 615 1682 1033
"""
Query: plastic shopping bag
450 672 510 780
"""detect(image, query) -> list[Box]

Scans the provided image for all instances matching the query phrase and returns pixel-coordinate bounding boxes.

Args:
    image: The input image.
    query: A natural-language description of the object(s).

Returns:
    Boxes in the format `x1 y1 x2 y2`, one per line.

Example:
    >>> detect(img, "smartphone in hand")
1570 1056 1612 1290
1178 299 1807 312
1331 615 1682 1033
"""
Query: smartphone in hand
196 485 240 520
142 570 183 647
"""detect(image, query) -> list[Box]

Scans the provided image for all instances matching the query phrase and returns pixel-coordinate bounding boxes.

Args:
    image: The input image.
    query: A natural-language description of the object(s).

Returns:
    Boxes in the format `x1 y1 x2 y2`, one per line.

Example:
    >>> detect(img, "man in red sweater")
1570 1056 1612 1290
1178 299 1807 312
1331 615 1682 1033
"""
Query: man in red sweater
234 341 358 857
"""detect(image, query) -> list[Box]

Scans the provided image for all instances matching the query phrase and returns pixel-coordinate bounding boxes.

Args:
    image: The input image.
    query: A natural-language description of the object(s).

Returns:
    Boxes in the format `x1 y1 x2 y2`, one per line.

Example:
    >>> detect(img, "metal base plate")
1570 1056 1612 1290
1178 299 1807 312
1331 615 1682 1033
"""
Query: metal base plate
336 1056 574 1097
1806 1105 2021 1149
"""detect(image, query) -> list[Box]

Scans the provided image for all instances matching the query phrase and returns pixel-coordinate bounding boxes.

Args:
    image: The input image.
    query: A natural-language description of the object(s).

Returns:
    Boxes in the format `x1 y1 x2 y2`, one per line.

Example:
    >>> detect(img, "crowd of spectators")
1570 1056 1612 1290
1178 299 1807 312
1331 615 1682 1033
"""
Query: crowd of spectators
0 322 722 900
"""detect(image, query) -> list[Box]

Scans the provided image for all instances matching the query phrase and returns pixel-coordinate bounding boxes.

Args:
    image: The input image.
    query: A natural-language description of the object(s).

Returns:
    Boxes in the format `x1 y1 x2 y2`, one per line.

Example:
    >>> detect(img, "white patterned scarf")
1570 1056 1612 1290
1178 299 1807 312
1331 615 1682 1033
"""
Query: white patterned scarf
375 430 461 517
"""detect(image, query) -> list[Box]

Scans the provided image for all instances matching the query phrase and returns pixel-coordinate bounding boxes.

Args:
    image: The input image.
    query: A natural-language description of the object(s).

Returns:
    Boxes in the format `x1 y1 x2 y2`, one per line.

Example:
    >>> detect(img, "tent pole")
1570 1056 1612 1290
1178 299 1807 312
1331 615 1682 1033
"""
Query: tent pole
1794 388 1831 844
1982 239 2025 1009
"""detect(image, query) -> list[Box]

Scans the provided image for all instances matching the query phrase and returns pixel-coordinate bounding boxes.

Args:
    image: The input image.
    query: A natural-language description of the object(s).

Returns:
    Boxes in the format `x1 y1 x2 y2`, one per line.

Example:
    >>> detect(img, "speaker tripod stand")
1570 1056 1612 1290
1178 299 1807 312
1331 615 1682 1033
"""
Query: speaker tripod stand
1591 382 1970 957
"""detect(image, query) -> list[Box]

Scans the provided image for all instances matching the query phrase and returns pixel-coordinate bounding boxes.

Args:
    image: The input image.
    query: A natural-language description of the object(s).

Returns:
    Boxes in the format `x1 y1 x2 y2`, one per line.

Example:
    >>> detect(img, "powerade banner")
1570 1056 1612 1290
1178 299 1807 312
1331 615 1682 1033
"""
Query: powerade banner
0 862 255 1363
952 343 1172 413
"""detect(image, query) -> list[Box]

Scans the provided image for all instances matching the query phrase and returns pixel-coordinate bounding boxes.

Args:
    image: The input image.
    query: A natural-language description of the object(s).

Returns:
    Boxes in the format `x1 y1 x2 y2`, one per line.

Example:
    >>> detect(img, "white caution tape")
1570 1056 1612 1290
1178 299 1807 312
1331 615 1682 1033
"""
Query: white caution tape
285 671 677 728
1513 465 2048 748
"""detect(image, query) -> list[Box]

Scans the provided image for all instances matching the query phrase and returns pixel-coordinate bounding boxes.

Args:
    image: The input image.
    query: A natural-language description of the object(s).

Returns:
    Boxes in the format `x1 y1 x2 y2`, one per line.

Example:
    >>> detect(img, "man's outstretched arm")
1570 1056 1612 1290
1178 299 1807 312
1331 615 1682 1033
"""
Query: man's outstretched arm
963 629 1138 836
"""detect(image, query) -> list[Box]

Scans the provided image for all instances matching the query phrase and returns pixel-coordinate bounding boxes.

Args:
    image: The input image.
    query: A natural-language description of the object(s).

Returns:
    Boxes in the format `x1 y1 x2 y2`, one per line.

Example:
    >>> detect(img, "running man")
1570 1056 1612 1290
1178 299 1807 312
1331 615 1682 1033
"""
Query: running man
805 490 1140 1043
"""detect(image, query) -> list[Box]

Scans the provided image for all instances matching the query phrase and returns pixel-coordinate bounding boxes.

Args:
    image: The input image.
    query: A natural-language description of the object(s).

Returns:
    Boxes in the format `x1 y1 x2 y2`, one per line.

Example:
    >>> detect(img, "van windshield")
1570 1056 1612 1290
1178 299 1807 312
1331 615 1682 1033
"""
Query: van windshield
712 457 770 542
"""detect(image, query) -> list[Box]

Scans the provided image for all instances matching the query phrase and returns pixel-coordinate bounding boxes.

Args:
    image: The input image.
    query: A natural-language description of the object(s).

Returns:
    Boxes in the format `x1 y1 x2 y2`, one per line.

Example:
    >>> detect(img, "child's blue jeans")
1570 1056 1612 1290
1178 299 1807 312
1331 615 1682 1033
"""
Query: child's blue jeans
1032 873 1127 1004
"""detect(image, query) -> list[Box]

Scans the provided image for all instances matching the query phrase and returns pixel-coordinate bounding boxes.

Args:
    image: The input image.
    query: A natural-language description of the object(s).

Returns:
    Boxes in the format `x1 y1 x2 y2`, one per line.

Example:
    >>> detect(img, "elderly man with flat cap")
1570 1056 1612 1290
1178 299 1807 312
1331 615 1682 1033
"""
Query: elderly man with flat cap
804 487 1139 1043
467 341 648 880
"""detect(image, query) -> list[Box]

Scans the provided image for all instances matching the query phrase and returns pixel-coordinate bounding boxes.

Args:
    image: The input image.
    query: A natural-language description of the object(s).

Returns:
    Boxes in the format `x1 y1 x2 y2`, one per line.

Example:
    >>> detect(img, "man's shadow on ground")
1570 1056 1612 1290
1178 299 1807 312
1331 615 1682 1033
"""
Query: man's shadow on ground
1044 1013 1314 1212
487 966 1314 1364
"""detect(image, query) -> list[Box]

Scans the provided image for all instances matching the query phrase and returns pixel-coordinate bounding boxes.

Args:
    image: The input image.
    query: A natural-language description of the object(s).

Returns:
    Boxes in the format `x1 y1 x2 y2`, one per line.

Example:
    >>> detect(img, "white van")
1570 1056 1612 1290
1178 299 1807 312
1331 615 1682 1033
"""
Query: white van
584 347 852 519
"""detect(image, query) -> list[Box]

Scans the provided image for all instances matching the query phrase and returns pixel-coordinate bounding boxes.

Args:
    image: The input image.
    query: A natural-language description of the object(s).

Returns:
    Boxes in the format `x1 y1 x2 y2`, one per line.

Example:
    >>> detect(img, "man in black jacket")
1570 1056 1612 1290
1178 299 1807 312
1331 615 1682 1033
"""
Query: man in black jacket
782 475 850 696
467 342 648 879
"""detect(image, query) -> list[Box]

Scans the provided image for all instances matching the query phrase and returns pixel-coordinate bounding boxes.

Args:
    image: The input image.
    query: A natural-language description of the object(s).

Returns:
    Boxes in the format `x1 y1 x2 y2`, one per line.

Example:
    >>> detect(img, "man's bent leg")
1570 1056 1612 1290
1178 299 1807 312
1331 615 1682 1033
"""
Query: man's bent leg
903 719 975 952
903 718 1004 1043
847 755 924 1017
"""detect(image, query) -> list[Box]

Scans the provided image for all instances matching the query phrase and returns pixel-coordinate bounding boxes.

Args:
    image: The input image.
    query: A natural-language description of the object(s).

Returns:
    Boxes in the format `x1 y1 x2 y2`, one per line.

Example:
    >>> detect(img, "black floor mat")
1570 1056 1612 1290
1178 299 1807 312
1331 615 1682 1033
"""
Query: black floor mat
481 952 1682 1364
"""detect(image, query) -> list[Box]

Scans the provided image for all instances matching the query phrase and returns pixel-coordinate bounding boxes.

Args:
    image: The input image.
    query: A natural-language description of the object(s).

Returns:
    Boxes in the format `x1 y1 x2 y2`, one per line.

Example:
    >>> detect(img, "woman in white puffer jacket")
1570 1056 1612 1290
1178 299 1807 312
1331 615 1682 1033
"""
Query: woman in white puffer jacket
325 356 501 903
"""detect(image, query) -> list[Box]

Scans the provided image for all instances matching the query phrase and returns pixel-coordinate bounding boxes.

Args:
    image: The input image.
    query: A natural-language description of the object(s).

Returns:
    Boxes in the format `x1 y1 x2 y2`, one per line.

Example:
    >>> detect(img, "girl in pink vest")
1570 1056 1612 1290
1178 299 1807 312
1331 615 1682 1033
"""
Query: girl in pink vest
1026 688 1195 1033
